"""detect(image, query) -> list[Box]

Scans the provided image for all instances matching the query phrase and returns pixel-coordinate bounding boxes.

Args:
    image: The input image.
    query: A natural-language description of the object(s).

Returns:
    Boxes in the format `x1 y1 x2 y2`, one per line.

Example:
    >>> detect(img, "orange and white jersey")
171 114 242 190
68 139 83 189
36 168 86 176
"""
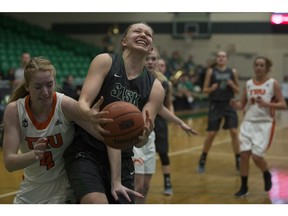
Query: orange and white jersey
244 78 275 122
17 92 75 183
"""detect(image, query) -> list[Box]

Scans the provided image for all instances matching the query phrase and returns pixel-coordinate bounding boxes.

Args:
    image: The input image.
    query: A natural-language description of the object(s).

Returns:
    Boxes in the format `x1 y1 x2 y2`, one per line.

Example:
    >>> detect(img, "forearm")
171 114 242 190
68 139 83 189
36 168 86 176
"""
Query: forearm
159 106 182 126
5 151 37 172
267 101 287 110
107 146 122 185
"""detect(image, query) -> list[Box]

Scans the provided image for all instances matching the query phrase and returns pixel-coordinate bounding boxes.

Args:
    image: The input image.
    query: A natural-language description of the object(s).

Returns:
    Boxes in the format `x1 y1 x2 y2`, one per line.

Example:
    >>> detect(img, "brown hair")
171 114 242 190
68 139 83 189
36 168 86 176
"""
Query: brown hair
254 56 273 72
8 56 57 103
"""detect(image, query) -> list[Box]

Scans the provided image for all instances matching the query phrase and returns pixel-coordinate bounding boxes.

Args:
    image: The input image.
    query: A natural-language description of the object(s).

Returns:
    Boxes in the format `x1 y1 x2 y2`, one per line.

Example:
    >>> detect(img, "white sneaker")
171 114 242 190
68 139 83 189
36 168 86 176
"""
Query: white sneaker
163 187 173 196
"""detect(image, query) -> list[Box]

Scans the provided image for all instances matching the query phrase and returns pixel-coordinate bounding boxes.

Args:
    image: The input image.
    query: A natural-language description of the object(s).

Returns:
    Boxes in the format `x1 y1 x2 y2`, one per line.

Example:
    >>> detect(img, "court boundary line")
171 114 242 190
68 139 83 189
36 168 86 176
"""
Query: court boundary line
1 124 287 200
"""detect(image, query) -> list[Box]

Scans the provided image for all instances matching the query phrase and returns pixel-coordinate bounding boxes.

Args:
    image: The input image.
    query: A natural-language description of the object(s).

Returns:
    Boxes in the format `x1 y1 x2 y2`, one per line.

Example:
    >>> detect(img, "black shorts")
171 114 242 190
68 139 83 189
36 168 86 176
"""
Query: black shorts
64 151 135 204
207 100 238 131
154 116 169 154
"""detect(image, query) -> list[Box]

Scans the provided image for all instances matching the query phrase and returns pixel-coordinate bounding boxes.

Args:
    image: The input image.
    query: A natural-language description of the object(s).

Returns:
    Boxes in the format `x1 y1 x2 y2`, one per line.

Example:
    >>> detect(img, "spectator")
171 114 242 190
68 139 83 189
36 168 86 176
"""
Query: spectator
60 75 78 100
12 52 31 91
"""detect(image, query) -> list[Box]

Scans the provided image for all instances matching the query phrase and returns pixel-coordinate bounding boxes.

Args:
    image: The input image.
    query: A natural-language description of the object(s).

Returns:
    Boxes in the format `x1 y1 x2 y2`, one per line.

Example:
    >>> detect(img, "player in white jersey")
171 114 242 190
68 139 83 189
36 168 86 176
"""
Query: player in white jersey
230 56 287 197
2 56 142 203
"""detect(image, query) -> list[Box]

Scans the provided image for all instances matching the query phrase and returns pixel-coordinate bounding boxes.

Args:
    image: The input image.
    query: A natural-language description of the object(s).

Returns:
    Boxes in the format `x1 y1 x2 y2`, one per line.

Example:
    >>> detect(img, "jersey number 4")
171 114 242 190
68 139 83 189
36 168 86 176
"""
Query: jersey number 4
40 151 55 170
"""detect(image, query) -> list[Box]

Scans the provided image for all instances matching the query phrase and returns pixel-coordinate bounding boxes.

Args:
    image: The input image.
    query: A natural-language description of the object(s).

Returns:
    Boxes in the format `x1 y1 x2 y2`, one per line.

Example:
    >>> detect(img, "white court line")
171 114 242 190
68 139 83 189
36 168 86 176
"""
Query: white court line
166 124 288 158
0 191 18 199
1 124 288 200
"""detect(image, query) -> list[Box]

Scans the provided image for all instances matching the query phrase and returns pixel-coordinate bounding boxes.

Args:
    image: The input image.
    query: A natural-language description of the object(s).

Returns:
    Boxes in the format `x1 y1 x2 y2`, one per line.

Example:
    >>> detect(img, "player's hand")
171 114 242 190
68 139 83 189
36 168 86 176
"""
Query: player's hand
135 110 153 148
34 137 47 160
111 182 144 203
211 83 218 91
227 79 234 87
256 96 268 107
179 122 199 136
89 96 114 137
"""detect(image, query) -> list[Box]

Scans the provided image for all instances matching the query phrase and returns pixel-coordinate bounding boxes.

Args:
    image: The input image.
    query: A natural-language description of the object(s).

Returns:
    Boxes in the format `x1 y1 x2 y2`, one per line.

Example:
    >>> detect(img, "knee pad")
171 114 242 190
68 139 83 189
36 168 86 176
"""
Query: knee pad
159 153 170 166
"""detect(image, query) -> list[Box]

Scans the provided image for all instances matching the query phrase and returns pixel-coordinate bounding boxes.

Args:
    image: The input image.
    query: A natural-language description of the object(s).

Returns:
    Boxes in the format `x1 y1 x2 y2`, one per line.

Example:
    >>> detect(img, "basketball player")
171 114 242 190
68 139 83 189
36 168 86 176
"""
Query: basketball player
230 56 287 197
63 22 165 204
133 48 199 203
1 57 128 203
197 50 240 173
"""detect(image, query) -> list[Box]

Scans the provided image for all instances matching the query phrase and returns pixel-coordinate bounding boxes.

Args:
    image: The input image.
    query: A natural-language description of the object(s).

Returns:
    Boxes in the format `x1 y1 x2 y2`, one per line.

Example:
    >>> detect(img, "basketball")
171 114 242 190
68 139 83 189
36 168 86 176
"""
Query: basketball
101 101 145 149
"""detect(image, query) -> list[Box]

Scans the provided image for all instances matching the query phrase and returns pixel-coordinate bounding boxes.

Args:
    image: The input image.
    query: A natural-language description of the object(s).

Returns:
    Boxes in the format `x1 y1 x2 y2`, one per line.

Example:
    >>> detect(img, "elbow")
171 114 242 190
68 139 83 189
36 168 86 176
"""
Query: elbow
5 164 16 172
4 159 17 172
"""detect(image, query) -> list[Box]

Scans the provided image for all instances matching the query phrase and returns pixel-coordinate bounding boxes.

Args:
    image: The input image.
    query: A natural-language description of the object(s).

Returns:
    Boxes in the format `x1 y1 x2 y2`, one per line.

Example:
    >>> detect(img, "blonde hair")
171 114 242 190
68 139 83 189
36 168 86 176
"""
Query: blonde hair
8 56 56 103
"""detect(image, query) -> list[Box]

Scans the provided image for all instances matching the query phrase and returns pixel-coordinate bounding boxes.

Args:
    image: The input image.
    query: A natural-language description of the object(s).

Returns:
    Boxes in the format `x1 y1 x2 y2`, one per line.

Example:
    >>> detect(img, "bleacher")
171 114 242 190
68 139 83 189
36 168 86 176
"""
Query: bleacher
0 14 103 85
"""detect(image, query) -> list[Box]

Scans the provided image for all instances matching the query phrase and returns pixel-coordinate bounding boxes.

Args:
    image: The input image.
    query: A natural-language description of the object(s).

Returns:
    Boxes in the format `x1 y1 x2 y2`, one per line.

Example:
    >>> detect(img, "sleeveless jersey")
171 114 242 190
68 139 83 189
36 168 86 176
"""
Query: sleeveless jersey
71 53 156 158
209 67 235 101
17 92 75 183
243 78 275 122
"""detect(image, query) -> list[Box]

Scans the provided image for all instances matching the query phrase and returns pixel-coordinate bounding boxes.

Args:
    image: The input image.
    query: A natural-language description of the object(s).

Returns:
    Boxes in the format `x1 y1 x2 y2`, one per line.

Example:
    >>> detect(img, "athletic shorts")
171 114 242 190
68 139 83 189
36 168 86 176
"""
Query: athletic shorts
13 173 76 204
207 100 238 131
239 121 275 157
64 151 135 204
133 131 156 174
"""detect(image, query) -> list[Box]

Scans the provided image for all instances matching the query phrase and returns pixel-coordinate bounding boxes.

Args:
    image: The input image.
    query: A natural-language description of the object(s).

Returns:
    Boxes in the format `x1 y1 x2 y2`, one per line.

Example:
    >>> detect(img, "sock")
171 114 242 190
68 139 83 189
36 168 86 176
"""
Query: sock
235 154 240 161
199 152 207 165
241 176 248 189
263 170 272 191
164 174 172 188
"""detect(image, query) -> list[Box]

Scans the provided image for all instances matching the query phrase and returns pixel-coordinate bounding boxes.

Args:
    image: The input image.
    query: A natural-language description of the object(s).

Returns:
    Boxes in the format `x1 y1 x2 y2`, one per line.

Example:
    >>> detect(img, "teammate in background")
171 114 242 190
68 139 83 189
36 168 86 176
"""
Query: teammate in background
133 48 199 203
1 57 122 203
197 51 240 173
230 56 287 197
153 55 174 195
63 22 165 204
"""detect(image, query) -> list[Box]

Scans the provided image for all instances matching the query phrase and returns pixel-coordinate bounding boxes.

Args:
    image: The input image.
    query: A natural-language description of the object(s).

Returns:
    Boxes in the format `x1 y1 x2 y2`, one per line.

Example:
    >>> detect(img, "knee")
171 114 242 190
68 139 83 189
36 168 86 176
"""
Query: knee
251 154 262 164
159 153 170 166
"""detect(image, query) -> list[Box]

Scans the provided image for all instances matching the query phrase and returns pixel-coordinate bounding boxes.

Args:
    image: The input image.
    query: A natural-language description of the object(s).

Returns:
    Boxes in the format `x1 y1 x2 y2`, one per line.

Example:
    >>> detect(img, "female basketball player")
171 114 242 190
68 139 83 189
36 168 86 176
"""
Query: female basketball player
2 56 130 203
63 22 165 204
197 51 241 173
133 48 199 203
230 56 287 197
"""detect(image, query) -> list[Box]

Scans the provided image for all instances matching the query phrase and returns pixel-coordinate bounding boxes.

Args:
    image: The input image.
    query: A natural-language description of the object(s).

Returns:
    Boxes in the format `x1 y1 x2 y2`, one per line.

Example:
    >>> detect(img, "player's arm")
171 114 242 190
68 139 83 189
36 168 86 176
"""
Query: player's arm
158 106 199 136
257 80 287 109
227 68 240 94
230 86 247 110
77 53 112 121
62 95 113 141
135 79 165 148
167 81 175 113
272 80 287 109
3 102 46 172
107 146 144 202
202 68 218 94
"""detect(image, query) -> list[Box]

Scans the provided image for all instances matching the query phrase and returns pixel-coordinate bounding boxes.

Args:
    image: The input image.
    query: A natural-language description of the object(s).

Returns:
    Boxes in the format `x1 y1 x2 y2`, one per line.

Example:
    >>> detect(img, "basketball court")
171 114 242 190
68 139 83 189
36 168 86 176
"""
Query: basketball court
0 109 288 204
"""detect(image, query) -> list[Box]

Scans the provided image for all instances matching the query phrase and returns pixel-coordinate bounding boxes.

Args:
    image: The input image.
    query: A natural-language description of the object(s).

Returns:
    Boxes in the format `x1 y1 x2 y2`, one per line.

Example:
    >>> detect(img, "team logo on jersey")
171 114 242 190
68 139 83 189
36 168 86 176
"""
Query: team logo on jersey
22 119 28 127
55 119 62 126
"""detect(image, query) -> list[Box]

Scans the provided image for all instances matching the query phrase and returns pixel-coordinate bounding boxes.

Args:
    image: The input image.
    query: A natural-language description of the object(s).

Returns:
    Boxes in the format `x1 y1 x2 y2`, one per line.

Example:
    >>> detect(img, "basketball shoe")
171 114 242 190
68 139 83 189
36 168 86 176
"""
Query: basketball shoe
235 186 248 197
197 160 205 173
264 171 272 191
163 186 173 196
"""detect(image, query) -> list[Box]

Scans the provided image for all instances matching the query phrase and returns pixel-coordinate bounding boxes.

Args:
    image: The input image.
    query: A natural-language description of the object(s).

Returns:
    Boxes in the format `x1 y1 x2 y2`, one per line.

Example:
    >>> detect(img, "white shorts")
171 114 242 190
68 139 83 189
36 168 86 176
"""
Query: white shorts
133 131 156 174
239 120 275 157
13 174 76 204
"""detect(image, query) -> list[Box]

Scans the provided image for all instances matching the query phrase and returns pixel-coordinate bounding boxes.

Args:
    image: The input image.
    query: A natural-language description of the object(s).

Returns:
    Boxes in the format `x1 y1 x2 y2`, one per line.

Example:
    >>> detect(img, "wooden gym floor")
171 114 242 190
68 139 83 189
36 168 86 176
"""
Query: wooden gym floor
0 109 288 204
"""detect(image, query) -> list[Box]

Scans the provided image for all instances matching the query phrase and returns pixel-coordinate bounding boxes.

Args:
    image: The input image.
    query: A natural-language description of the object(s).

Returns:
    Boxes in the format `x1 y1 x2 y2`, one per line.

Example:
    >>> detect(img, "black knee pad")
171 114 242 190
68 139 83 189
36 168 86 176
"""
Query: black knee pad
159 153 170 166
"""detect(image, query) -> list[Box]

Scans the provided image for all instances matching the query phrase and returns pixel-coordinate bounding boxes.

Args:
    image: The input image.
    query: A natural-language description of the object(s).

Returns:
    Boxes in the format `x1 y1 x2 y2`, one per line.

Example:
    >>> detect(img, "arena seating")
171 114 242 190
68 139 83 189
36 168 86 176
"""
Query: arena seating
0 14 103 85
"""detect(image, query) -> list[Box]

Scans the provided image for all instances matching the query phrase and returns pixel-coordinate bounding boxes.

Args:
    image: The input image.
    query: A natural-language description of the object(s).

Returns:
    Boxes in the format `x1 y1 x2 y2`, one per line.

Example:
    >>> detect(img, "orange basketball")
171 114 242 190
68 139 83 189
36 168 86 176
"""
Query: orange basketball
101 101 144 149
